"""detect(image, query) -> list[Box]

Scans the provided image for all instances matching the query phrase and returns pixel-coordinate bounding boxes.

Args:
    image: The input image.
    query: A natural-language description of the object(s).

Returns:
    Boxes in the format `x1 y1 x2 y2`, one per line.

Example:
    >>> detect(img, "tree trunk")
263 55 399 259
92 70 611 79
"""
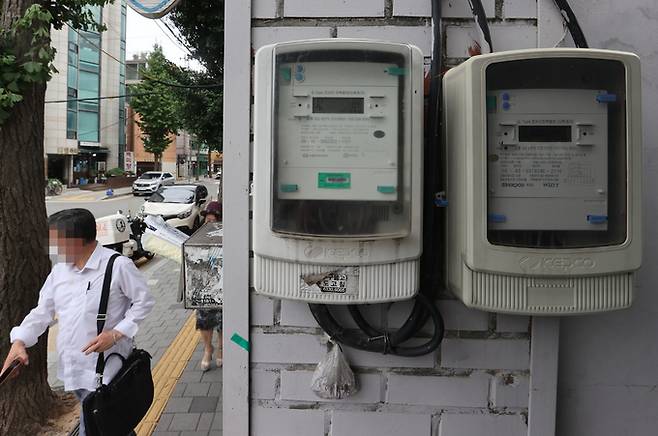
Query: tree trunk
0 1 56 434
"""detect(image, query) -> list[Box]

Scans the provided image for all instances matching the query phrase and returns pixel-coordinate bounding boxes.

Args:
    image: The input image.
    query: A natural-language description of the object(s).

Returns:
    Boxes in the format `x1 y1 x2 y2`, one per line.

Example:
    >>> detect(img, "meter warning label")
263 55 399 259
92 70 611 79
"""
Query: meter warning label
300 267 359 296
318 172 351 189
491 144 604 199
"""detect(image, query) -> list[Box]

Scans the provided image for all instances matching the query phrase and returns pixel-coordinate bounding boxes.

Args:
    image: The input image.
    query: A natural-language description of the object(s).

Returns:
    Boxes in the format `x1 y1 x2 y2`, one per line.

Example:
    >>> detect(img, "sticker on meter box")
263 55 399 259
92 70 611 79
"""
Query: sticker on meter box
318 173 351 189
300 267 359 296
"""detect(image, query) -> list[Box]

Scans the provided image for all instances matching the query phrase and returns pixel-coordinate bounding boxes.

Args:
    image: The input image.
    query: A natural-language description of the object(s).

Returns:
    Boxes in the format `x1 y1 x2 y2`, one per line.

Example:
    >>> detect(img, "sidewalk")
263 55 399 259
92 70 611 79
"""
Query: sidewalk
45 186 134 202
47 255 223 435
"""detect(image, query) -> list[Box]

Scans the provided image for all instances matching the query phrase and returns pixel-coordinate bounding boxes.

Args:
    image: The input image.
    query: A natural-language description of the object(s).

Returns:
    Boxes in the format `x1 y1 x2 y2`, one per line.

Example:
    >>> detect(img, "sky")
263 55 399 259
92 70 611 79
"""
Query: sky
125 7 203 70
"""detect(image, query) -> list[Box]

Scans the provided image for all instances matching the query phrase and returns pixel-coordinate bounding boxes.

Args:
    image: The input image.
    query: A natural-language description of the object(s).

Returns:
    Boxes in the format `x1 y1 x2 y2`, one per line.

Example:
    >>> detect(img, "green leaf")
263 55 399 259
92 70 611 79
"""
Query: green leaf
22 61 42 74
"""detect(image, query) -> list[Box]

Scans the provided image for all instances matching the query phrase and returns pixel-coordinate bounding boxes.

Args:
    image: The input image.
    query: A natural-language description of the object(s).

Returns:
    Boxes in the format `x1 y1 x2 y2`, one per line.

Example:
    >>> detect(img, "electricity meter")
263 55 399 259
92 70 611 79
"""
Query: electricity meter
253 39 424 303
444 49 642 315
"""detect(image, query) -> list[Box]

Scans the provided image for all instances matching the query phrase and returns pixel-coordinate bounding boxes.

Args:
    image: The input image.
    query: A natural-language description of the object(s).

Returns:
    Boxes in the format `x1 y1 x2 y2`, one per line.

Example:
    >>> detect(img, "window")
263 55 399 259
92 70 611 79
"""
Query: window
79 32 100 65
78 70 99 100
67 65 77 89
78 110 99 142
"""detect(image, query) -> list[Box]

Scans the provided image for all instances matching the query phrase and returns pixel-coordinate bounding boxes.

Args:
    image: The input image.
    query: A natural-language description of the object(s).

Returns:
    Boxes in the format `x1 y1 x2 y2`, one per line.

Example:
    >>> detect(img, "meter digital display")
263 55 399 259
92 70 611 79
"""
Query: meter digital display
312 97 364 114
518 125 572 142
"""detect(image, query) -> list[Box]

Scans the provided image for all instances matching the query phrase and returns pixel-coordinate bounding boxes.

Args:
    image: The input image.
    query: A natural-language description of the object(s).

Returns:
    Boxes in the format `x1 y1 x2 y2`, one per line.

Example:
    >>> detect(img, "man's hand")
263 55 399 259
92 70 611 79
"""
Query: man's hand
82 330 124 355
2 341 28 379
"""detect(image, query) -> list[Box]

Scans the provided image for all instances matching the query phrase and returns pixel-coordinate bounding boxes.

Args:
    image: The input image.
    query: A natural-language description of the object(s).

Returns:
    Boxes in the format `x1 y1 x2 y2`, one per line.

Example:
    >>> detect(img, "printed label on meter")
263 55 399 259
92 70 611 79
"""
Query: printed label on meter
300 267 359 296
487 89 608 231
275 61 402 202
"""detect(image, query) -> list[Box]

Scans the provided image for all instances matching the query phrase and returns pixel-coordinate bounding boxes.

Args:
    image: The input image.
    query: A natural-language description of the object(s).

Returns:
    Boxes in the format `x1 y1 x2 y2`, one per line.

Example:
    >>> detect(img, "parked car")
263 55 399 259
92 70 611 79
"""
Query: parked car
141 184 209 234
132 171 176 195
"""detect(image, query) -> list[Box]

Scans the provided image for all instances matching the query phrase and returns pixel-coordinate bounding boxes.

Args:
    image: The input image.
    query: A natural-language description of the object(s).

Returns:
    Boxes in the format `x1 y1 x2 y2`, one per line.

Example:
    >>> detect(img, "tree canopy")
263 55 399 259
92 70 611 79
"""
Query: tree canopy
128 46 181 169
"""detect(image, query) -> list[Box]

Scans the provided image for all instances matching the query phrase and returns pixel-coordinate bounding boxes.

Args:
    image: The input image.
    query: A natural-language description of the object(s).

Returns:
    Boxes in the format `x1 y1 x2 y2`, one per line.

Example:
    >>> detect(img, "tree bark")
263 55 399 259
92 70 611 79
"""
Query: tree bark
0 0 56 434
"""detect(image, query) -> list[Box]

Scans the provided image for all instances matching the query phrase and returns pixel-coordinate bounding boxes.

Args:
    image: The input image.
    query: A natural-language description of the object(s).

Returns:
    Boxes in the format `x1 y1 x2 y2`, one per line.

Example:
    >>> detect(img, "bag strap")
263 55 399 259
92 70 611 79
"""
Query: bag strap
94 253 120 387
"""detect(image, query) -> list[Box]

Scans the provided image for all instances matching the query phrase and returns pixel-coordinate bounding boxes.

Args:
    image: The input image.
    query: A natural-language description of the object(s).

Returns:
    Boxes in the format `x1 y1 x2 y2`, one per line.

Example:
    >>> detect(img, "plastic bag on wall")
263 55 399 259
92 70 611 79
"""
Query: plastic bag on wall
311 341 359 399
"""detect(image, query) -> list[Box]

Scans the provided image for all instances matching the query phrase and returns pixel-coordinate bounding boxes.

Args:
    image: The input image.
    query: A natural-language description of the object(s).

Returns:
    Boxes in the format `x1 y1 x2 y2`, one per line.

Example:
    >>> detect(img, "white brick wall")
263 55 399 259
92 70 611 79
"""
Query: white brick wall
337 25 433 56
332 411 432 436
386 373 490 407
441 339 530 370
252 408 325 436
284 0 385 17
438 413 527 436
246 1 541 434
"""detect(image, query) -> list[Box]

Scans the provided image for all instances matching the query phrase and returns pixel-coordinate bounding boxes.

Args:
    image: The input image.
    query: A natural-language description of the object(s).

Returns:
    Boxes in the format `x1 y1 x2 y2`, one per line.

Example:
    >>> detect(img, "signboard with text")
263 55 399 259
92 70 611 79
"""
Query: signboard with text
124 151 135 173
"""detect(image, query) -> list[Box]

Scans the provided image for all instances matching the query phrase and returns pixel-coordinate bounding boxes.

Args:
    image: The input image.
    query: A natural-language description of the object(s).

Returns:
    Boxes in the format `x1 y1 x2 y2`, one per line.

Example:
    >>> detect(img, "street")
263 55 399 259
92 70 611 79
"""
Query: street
45 178 220 219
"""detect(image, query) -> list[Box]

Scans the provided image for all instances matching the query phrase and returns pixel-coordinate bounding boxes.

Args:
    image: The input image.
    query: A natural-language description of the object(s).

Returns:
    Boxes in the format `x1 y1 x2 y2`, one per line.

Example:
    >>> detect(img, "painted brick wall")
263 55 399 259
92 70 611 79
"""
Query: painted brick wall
248 1 543 435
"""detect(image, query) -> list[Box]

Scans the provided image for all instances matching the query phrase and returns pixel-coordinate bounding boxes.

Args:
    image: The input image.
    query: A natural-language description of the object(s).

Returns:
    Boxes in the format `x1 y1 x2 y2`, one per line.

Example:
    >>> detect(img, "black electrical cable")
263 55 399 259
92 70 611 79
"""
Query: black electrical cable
309 294 444 357
552 0 589 48
467 0 494 53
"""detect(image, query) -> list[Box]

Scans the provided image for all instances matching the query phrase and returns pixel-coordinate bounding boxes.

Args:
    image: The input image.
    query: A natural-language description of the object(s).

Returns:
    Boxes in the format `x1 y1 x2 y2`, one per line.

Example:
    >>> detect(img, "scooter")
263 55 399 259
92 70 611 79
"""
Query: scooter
96 211 154 261
96 211 185 262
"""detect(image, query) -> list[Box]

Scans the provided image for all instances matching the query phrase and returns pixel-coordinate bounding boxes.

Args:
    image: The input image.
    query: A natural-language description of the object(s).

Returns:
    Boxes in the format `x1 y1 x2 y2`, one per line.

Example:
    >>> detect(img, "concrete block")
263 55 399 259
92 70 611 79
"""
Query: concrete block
184 382 211 397
491 374 529 408
253 0 277 18
440 0 495 18
386 372 489 407
332 411 432 436
250 333 325 364
439 413 527 436
389 299 491 333
496 315 530 333
197 412 215 431
251 293 275 326
189 396 219 413
337 25 432 56
280 299 318 327
252 27 332 51
284 0 384 17
251 370 277 399
164 397 192 413
280 370 382 403
251 407 325 436
441 339 530 370
393 0 430 17
504 0 538 19
343 343 436 368
446 24 537 58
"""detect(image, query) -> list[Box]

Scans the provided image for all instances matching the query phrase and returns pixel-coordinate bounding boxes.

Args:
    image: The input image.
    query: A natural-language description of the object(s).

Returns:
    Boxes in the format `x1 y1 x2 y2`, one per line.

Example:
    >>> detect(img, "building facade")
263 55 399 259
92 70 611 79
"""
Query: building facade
44 1 127 186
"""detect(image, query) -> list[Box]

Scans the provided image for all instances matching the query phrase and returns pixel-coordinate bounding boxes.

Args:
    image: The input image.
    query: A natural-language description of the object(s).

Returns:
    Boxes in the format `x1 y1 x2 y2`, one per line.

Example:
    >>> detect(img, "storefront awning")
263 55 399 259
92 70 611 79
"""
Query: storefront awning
79 146 110 155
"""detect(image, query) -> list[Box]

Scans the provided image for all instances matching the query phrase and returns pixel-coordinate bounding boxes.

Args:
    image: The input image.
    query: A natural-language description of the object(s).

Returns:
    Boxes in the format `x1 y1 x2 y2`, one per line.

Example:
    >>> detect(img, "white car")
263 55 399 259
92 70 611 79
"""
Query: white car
132 171 176 196
141 185 209 234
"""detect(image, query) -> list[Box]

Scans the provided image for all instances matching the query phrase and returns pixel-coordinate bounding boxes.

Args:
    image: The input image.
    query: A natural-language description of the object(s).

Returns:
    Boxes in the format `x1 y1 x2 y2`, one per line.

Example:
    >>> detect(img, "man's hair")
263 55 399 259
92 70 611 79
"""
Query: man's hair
48 208 97 243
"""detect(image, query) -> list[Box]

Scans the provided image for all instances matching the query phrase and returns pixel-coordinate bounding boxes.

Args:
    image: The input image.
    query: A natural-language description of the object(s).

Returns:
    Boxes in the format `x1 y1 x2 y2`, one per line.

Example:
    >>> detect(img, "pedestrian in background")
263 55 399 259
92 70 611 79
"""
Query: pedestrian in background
197 201 224 370
1 208 155 436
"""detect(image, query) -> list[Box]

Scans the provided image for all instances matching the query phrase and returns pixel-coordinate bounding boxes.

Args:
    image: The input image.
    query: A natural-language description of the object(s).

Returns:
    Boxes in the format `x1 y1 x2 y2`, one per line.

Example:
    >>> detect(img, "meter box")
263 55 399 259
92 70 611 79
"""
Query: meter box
182 222 223 309
253 39 424 303
444 49 642 315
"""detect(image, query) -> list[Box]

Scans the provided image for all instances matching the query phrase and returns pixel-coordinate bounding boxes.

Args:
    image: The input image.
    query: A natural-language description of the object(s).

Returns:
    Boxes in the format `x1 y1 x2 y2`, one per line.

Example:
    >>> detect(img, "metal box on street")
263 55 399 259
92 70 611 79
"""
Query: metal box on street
182 222 224 309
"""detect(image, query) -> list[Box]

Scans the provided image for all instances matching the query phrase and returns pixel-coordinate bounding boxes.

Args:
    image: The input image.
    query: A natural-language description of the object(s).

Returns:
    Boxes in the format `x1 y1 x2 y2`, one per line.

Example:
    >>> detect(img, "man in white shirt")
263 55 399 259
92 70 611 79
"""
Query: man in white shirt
1 208 155 436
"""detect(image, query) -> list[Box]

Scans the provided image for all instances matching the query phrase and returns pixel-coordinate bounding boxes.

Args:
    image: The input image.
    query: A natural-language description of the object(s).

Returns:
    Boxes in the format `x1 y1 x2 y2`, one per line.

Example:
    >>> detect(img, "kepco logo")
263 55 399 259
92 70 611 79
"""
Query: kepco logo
304 245 370 259
519 256 596 273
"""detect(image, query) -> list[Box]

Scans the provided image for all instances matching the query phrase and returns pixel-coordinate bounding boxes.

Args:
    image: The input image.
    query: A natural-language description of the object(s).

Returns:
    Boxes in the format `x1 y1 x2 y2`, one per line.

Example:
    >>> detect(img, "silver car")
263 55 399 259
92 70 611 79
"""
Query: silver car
132 171 176 196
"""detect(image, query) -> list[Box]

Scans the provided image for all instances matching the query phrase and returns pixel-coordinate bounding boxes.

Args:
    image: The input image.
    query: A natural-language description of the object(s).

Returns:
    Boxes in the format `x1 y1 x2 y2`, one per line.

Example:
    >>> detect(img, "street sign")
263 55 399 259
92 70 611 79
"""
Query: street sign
127 0 181 18
124 151 135 173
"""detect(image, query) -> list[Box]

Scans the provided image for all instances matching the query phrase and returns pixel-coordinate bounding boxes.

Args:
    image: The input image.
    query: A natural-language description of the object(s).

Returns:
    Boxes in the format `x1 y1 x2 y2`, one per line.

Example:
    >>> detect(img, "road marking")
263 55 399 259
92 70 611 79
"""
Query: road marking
135 313 199 436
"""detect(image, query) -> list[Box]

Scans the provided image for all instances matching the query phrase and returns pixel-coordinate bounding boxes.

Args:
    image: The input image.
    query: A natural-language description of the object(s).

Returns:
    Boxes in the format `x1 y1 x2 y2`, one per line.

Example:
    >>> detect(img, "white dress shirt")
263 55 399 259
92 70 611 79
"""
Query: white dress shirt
10 243 155 392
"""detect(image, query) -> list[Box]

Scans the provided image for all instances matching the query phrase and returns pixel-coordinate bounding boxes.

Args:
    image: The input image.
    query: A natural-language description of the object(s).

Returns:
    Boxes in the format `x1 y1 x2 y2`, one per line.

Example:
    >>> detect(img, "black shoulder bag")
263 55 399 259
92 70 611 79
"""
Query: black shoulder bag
82 254 155 436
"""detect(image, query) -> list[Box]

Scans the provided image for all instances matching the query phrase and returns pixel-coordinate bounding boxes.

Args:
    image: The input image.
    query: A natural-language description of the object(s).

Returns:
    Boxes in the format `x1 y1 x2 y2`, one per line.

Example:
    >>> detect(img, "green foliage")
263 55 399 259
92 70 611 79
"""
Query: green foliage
128 46 181 167
169 0 224 77
0 1 110 124
168 0 224 152
106 167 126 177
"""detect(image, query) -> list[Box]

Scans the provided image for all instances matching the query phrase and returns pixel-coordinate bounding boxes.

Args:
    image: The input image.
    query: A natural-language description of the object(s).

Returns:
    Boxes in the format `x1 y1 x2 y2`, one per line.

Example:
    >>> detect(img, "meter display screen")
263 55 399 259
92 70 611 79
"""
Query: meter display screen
270 47 412 238
312 97 364 114
485 58 628 249
518 125 571 142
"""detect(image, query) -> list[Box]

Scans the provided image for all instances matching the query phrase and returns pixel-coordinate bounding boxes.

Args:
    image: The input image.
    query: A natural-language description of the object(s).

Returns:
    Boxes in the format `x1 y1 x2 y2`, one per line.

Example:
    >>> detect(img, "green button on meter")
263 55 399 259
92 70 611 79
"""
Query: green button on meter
377 185 396 194
280 184 298 192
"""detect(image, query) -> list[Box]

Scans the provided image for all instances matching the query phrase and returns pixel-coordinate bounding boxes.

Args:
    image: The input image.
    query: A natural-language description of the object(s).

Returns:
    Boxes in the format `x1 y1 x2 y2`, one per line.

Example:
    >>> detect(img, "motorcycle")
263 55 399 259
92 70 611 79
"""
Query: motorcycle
96 211 184 262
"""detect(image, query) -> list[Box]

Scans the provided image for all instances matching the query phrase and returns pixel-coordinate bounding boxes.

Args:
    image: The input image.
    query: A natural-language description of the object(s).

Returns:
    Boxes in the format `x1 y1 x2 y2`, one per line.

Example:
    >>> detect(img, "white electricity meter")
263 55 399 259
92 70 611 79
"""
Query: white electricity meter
253 39 424 303
444 49 642 315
